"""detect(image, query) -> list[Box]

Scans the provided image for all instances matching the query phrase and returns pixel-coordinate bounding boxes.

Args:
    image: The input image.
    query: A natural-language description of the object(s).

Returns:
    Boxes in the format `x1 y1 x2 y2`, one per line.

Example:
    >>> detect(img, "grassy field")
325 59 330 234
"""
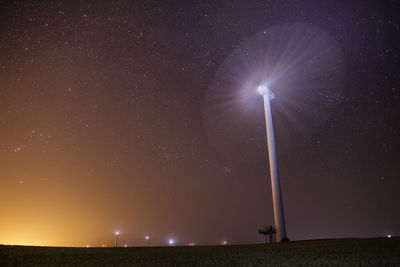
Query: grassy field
1 237 399 266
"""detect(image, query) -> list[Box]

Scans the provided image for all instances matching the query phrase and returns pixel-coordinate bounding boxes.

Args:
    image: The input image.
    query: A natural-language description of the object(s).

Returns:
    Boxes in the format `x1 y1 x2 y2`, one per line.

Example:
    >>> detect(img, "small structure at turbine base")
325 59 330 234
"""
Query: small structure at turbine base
259 225 276 243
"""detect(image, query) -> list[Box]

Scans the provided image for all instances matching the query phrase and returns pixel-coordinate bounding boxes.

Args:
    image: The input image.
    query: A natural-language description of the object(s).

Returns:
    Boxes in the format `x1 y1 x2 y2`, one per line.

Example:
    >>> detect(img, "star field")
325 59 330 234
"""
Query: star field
0 0 399 246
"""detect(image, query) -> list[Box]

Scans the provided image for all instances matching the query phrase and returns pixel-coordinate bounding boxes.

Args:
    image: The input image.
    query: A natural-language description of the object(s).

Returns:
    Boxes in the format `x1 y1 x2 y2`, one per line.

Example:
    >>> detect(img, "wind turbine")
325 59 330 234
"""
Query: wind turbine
257 84 287 241
115 231 120 247
203 23 344 242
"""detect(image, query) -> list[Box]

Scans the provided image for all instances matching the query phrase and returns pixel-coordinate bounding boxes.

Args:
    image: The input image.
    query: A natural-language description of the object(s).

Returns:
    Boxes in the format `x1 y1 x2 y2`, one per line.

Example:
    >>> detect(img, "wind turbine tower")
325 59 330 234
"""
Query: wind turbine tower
258 84 287 242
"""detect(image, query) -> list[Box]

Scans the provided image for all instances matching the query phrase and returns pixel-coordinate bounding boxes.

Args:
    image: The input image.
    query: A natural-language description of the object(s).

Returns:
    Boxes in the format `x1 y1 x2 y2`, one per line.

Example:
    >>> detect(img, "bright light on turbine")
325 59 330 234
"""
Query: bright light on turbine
257 85 275 99
145 236 150 247
115 231 120 247
257 85 268 96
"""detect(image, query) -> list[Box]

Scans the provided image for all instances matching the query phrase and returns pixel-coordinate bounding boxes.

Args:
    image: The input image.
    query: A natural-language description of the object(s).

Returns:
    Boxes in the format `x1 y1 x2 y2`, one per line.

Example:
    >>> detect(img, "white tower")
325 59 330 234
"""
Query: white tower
258 85 287 242
115 231 120 247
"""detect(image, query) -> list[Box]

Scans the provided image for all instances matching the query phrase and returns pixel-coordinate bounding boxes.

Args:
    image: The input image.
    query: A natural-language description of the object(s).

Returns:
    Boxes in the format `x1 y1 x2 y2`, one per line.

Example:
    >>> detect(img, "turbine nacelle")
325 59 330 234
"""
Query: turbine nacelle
257 85 275 100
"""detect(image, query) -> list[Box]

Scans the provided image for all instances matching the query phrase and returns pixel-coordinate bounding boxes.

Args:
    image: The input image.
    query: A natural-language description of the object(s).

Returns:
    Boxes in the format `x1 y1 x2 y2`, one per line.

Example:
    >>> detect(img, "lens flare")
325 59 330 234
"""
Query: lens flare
203 23 344 162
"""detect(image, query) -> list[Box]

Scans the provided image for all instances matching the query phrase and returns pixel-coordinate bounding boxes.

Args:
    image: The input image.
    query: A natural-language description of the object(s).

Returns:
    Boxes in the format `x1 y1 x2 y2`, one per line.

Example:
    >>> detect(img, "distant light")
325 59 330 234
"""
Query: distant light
168 239 174 245
86 245 90 248
115 231 120 236
101 244 106 247
124 244 128 247
145 236 150 240
388 234 392 238
220 241 227 245
11 243 14 246
189 242 195 246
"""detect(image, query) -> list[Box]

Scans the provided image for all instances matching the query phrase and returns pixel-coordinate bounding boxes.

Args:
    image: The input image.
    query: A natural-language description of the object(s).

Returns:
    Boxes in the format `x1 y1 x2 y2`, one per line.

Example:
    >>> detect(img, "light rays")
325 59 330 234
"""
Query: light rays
203 23 344 162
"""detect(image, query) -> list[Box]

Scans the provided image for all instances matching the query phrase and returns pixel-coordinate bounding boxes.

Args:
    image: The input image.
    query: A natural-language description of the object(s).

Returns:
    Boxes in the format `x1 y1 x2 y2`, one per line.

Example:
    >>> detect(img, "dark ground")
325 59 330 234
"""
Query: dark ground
1 237 399 266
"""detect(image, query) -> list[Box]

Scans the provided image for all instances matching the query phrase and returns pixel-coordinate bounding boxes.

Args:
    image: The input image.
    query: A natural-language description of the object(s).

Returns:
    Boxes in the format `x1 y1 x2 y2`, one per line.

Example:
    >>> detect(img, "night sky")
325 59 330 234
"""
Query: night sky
1 0 399 247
